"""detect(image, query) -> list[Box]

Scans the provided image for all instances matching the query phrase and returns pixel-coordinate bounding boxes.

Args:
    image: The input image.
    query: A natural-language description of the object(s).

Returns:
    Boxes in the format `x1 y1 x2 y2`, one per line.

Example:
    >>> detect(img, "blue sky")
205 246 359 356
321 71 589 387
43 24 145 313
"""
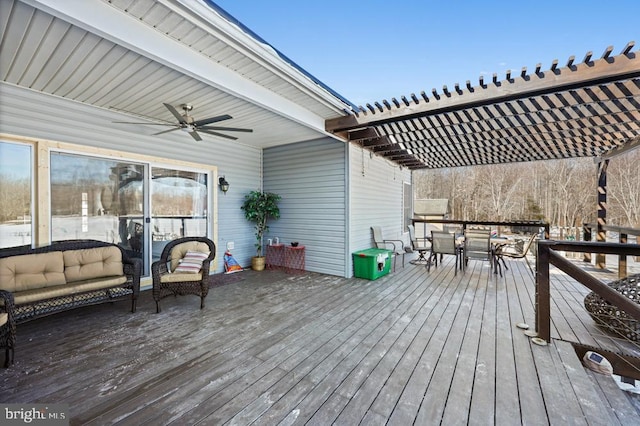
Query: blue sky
212 1 639 106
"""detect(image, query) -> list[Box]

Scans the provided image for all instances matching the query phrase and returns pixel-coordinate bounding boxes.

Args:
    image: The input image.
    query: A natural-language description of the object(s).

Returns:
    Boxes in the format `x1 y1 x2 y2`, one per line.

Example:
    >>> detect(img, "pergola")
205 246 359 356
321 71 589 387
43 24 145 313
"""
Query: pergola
327 43 640 269
326 43 640 170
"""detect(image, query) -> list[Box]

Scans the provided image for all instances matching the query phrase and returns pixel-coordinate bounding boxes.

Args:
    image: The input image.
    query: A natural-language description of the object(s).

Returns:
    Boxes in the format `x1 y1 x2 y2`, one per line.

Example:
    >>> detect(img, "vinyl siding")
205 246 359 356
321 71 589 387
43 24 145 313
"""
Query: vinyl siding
349 143 412 276
1 84 411 279
263 138 347 276
0 83 262 273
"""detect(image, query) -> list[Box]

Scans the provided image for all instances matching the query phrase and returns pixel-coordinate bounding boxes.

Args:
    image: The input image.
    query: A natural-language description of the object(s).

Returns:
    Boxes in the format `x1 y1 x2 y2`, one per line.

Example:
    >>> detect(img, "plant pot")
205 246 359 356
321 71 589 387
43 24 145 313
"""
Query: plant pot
251 256 266 271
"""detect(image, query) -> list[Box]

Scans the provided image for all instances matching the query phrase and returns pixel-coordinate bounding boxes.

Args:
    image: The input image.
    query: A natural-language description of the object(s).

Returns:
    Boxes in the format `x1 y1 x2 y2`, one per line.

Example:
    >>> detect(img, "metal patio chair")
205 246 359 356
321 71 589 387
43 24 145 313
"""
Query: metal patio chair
408 224 430 264
371 226 408 271
495 234 537 275
463 228 492 272
427 230 462 274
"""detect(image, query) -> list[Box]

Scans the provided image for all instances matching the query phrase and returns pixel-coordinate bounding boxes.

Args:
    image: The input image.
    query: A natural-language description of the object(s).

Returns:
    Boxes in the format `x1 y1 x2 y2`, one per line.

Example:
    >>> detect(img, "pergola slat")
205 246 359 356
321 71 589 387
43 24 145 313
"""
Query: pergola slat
327 48 640 169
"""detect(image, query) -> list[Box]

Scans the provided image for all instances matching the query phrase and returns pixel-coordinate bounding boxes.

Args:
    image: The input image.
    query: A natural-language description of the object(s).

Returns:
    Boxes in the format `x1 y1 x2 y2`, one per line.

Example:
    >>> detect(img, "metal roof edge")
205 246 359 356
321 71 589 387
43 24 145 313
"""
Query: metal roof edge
200 0 357 114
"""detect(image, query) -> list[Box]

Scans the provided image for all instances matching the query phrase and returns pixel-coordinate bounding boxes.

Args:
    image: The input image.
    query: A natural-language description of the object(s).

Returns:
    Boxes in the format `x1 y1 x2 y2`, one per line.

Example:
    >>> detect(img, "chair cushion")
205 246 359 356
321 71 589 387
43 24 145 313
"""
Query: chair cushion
174 251 209 274
161 272 204 283
0 312 7 327
169 242 210 272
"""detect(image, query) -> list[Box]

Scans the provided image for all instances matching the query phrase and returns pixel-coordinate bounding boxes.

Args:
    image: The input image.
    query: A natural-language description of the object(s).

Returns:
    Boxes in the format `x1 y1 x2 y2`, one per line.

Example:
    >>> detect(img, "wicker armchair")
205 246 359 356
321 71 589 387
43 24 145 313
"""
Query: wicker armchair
151 237 216 313
0 290 16 367
584 273 640 342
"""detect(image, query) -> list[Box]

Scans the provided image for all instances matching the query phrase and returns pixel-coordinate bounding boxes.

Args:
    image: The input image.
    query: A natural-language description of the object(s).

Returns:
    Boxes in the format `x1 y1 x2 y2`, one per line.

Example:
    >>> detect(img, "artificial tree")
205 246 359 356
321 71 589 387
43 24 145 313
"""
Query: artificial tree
241 190 281 269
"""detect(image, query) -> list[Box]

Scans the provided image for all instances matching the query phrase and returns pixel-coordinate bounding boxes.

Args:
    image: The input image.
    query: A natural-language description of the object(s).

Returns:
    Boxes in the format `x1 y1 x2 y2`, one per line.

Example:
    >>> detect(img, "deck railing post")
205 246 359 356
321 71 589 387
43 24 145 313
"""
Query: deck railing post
582 223 592 263
619 233 627 279
535 242 551 342
596 160 608 269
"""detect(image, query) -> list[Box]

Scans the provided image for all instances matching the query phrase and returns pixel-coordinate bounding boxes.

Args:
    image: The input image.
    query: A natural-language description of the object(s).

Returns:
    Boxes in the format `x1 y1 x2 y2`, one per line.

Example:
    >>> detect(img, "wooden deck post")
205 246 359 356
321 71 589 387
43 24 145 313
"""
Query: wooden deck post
619 232 627 278
596 160 608 269
535 241 551 342
582 223 592 263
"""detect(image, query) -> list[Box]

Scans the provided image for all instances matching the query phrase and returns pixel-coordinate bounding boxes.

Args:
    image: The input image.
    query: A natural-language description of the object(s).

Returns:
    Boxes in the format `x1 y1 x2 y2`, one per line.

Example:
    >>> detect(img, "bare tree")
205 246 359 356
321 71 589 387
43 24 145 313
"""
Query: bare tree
607 149 640 228
412 155 637 230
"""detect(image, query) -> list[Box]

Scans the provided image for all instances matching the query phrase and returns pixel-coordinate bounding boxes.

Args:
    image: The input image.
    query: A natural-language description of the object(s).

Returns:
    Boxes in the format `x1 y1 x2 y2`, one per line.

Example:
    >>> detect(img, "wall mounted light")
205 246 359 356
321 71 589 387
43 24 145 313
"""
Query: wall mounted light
218 176 230 194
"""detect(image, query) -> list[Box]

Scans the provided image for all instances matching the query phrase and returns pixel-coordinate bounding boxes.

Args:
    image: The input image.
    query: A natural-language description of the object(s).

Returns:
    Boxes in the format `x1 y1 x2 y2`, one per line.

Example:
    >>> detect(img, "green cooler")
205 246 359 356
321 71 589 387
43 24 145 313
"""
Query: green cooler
353 248 393 280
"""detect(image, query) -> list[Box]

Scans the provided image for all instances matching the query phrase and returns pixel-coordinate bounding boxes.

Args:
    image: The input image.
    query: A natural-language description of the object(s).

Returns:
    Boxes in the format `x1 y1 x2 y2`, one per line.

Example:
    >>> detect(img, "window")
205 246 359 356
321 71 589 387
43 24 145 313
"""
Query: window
403 181 412 233
0 141 32 248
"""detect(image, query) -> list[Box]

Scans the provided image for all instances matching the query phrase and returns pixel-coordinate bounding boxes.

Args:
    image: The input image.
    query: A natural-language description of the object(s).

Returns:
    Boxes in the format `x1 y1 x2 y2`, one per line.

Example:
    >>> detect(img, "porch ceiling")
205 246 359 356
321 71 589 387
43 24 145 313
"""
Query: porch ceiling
1 0 350 148
326 44 640 170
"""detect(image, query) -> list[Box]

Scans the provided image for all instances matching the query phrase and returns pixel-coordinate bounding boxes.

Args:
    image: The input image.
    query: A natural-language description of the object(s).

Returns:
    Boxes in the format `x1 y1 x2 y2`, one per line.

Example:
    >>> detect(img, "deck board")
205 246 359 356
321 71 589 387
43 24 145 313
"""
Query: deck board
505 263 549 425
1 256 638 425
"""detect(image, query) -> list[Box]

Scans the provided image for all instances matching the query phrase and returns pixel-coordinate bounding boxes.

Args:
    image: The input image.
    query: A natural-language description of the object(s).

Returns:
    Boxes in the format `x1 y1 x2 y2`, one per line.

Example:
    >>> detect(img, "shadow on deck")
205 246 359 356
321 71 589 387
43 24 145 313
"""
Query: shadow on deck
1 257 639 424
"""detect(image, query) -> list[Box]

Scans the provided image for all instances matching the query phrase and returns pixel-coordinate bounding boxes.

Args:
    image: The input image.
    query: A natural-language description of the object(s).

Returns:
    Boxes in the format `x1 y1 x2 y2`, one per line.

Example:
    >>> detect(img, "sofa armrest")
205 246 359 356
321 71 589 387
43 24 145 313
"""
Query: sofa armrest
121 256 142 297
0 290 14 315
0 290 15 333
0 289 16 367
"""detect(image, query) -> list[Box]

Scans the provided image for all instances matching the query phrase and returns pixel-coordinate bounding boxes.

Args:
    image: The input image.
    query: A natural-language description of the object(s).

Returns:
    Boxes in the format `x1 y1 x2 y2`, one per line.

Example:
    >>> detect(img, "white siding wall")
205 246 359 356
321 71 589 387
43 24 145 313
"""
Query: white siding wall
0 83 262 273
349 143 412 276
263 138 347 276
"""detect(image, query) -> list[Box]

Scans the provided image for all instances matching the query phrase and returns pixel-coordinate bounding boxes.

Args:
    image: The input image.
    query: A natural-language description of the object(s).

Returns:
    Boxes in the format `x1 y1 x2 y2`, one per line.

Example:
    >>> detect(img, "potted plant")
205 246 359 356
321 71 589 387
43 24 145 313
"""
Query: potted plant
241 190 281 270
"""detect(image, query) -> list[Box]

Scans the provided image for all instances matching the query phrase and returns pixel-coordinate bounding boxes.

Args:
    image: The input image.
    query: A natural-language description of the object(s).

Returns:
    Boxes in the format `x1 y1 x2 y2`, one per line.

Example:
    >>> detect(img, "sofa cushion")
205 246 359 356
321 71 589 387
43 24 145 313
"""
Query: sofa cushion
170 242 210 272
63 247 123 282
14 282 83 305
0 251 66 292
13 275 128 305
71 276 128 292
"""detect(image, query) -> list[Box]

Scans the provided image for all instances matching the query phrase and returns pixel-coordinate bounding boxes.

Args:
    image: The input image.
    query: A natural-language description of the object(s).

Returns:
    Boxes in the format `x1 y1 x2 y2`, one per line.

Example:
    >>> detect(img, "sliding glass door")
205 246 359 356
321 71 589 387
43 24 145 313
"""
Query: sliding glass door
24 152 214 276
50 152 146 266
2 144 214 277
150 167 209 264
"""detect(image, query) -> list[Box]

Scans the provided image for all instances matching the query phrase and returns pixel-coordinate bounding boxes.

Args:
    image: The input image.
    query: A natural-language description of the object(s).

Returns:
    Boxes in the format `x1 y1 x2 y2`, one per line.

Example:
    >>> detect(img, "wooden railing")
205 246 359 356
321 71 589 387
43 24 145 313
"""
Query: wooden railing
582 223 640 278
536 240 640 378
411 218 549 238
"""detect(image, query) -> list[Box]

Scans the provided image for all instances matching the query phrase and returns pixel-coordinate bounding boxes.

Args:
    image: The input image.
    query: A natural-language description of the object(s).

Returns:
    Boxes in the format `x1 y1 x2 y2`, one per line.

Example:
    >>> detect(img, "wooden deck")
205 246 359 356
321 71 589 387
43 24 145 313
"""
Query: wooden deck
1 257 639 425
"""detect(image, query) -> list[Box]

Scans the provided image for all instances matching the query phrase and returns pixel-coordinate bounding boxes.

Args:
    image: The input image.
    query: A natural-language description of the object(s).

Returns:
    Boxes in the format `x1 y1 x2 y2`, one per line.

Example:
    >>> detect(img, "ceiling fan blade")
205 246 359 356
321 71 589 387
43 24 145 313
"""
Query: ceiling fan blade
189 131 202 141
109 106 175 124
163 103 187 124
197 129 238 140
152 127 181 136
113 121 175 125
199 126 253 133
193 114 232 127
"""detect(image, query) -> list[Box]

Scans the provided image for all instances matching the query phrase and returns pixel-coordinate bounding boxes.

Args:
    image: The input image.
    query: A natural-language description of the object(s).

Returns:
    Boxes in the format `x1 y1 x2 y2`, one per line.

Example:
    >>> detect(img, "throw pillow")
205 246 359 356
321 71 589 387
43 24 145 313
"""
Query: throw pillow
174 251 210 274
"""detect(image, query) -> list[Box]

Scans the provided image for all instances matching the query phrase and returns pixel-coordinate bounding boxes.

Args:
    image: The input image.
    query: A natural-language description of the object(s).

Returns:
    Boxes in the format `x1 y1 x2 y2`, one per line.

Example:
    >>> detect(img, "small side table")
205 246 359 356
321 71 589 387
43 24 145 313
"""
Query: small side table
265 244 285 269
285 245 305 273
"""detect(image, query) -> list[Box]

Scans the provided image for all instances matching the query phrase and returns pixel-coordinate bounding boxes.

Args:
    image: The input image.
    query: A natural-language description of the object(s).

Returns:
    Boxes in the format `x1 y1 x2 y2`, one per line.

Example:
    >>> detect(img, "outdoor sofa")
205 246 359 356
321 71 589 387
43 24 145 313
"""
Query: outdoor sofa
0 239 141 366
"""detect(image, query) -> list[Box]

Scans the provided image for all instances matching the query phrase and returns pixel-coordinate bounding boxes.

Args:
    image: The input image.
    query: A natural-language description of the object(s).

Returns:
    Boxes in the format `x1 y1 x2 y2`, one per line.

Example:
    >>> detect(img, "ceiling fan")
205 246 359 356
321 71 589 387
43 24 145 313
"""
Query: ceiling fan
114 103 253 141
